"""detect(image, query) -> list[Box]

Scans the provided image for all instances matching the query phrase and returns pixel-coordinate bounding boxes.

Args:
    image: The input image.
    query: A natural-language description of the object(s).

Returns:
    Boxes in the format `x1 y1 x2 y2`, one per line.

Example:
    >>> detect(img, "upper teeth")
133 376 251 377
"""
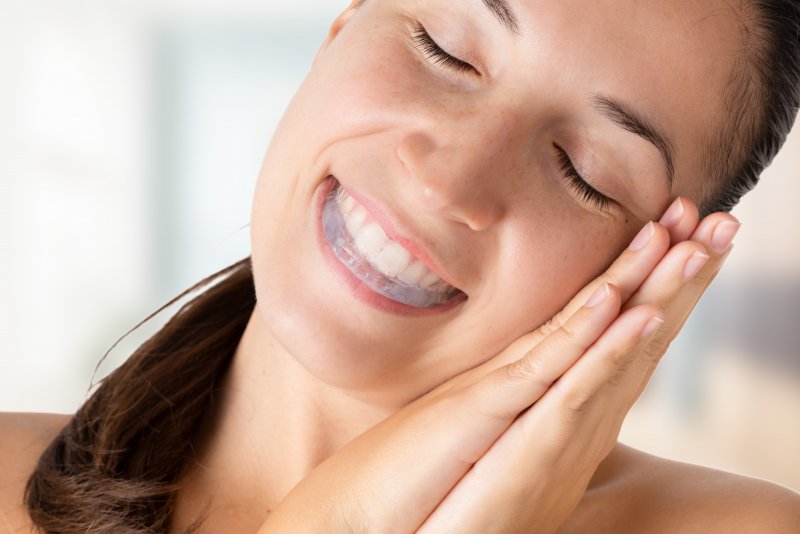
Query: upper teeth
337 188 452 292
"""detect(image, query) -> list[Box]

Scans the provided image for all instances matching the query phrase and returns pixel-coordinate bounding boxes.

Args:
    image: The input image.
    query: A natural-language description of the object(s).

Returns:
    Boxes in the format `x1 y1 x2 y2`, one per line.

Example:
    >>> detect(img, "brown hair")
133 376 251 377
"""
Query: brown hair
24 257 255 533
702 0 800 215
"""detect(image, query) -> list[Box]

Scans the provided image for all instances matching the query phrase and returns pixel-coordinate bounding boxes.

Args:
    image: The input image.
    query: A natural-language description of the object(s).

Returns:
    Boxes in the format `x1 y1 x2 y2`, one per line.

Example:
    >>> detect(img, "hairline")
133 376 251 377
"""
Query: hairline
701 0 770 215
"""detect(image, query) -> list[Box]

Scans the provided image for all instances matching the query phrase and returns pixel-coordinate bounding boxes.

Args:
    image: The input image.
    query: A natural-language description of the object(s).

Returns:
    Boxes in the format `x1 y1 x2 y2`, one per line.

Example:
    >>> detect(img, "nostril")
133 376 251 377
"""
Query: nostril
398 131 502 230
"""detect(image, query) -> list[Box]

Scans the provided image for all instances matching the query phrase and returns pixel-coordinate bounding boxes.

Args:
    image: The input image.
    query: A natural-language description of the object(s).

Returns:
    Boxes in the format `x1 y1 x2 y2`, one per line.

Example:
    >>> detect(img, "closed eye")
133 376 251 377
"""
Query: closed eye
554 145 613 211
410 23 478 75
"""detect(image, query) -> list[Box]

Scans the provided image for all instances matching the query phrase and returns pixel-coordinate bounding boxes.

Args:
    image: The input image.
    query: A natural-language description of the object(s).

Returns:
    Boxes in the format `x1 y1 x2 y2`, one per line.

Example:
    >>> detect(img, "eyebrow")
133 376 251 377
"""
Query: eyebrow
591 94 676 186
480 0 520 35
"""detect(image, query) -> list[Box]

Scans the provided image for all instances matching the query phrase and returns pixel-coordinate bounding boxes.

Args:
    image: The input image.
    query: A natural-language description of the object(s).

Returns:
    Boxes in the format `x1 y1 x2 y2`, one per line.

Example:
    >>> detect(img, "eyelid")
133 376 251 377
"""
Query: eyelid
554 144 614 212
409 22 480 76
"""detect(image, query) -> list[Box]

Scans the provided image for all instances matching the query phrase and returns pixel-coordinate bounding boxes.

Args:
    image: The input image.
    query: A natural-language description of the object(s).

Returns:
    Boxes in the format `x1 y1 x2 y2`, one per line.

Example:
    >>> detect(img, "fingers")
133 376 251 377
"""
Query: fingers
414 202 734 534
468 197 701 380
664 247 733 340
440 198 718 414
499 302 663 473
658 197 700 244
624 212 740 347
534 303 663 423
621 216 739 401
578 213 740 421
622 240 710 316
524 206 739 441
551 203 738 406
668 213 740 324
557 196 702 325
691 213 741 255
468 283 622 423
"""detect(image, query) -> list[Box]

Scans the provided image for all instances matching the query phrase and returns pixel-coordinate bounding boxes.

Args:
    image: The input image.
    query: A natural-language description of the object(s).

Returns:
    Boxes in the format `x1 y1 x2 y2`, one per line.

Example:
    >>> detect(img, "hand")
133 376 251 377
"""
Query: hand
417 199 739 533
257 197 740 534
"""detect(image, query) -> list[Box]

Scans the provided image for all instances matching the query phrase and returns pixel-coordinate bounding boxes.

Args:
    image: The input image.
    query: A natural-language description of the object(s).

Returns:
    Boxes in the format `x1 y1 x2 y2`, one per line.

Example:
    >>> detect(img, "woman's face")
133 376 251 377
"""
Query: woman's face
250 0 744 399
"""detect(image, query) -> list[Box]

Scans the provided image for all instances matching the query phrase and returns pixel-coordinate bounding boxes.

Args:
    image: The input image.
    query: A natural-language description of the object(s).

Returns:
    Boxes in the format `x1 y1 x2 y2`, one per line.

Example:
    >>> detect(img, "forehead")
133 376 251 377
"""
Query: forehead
506 0 747 196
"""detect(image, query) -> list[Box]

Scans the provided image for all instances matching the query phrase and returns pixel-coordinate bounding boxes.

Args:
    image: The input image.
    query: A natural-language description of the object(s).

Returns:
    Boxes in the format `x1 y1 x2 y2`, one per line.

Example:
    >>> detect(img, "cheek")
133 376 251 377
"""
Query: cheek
250 21 436 243
473 214 625 357
249 25 417 253
289 26 434 148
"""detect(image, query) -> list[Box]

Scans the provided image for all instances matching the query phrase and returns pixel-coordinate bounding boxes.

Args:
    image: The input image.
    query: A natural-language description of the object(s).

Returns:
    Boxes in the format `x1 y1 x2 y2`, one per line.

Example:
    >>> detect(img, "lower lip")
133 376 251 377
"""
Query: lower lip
314 176 467 317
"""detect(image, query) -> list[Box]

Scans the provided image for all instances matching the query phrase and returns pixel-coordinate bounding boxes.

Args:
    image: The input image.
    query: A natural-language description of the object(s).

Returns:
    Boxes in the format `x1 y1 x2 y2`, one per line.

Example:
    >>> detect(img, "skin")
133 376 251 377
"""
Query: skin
1 0 799 532
246 0 740 407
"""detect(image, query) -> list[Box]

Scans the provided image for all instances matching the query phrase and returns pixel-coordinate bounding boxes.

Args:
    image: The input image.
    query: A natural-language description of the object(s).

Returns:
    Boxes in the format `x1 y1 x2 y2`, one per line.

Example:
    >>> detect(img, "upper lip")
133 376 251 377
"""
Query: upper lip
335 177 465 295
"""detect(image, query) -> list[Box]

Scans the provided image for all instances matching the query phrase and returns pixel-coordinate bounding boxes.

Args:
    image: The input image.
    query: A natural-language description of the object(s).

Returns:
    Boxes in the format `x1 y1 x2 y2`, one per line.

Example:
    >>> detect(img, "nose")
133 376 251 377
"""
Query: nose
396 123 509 231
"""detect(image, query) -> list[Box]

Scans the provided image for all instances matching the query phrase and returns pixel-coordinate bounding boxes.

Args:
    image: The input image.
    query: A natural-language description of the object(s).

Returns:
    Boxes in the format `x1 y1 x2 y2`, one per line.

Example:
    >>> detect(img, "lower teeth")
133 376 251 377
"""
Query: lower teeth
322 185 460 308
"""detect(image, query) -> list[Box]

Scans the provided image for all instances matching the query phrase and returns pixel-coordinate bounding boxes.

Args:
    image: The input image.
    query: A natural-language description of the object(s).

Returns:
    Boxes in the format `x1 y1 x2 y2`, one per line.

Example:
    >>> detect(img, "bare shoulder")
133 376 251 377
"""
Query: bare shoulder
0 412 70 533
561 442 800 533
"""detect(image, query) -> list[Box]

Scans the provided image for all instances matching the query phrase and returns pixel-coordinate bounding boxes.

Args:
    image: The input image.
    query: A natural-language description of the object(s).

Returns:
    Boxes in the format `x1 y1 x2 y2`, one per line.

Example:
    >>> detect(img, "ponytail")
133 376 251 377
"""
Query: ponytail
24 257 255 533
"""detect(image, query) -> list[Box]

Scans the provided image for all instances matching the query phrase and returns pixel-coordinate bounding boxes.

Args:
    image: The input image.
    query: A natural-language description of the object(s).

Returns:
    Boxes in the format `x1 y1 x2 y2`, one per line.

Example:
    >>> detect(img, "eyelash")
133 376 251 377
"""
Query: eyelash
555 146 613 211
410 23 477 75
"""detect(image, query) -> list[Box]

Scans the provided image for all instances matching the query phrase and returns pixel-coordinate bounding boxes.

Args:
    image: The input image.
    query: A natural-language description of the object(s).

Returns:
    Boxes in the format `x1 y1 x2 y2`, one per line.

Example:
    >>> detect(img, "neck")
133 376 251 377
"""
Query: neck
173 306 403 530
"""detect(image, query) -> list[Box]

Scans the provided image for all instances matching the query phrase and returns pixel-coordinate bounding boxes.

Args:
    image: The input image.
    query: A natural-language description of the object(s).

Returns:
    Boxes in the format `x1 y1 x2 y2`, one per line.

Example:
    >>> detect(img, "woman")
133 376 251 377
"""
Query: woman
2 0 799 531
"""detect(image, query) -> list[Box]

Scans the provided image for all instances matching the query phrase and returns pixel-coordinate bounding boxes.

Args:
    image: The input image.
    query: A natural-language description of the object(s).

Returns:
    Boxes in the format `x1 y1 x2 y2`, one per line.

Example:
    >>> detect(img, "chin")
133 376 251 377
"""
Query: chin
250 290 416 391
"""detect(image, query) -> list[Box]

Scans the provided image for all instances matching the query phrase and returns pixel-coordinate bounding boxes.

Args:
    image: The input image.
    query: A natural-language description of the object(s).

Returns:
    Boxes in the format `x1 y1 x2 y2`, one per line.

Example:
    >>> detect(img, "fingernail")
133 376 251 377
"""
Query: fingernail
640 315 664 340
628 221 655 251
683 251 710 280
659 198 684 228
585 282 610 308
711 220 741 254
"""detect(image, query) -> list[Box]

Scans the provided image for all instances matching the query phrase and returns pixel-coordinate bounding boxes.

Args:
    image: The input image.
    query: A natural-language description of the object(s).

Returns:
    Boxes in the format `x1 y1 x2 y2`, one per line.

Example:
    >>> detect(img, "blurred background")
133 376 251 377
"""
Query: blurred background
1 0 798 492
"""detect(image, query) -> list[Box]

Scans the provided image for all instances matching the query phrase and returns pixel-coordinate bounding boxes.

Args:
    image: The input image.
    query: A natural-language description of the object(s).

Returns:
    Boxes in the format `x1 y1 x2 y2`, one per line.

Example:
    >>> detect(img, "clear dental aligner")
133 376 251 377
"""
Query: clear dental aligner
322 183 462 308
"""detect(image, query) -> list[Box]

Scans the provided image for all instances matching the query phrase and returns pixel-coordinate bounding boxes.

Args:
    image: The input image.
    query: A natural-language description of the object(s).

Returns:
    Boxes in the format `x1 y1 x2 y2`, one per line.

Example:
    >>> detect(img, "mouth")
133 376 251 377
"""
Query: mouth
320 176 466 309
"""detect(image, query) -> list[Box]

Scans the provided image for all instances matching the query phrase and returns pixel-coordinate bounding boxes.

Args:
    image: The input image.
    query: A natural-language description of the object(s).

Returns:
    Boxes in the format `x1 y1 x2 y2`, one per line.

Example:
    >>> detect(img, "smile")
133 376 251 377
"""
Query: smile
320 177 465 308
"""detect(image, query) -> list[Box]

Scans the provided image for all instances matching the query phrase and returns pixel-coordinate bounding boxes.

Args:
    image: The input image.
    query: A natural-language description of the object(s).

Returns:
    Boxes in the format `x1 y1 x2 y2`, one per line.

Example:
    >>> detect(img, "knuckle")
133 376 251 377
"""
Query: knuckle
611 347 632 369
593 338 635 386
593 336 615 362
607 361 630 386
558 321 582 347
688 275 709 289
505 354 550 387
642 340 670 362
690 266 719 288
563 388 592 418
504 359 529 381
596 335 633 367
339 491 371 533
539 314 563 337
